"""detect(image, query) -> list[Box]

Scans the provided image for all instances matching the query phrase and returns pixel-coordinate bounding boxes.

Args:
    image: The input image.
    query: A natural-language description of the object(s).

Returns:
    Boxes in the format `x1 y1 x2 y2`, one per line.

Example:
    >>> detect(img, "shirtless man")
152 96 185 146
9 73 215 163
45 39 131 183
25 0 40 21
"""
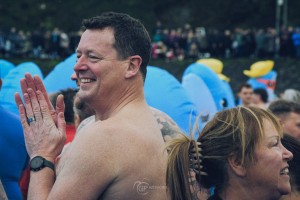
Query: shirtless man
15 12 168 199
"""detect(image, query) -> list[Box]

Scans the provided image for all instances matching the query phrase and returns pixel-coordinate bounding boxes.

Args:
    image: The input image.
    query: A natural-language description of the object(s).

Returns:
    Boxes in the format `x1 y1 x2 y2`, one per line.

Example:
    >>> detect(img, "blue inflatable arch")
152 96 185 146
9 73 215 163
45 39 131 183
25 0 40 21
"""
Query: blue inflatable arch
183 63 231 111
0 62 43 114
144 66 199 135
0 59 15 79
44 53 77 93
182 73 217 123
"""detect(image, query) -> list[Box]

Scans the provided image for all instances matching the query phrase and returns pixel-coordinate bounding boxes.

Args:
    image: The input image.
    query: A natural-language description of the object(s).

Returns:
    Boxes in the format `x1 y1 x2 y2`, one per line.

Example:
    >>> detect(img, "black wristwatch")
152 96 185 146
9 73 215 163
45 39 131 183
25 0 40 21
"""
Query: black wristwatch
30 156 55 172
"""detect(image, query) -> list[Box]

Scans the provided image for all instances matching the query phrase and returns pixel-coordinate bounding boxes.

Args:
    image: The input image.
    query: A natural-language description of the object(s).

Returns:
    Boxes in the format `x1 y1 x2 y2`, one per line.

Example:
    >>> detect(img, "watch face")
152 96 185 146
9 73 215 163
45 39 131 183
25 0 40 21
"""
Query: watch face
30 156 44 169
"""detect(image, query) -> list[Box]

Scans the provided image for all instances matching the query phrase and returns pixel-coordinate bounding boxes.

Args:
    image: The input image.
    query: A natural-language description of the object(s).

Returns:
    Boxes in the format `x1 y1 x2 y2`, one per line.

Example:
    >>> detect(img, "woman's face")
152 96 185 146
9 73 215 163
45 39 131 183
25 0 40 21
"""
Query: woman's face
245 119 293 199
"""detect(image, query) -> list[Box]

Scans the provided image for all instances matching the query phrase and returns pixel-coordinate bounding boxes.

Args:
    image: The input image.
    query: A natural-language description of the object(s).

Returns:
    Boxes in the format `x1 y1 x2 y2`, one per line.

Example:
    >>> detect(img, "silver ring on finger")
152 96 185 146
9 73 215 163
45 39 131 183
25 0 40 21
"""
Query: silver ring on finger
27 116 36 124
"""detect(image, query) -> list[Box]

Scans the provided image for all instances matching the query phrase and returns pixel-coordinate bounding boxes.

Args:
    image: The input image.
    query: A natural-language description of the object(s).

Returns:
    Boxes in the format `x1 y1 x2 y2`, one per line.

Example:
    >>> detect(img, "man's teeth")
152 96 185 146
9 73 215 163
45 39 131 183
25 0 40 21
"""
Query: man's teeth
280 168 289 175
80 79 94 83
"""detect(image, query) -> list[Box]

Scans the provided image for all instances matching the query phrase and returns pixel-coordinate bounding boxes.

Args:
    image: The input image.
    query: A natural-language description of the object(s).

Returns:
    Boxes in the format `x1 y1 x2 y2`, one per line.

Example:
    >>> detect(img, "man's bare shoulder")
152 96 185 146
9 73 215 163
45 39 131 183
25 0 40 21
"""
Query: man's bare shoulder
55 113 167 199
76 115 95 134
50 121 124 199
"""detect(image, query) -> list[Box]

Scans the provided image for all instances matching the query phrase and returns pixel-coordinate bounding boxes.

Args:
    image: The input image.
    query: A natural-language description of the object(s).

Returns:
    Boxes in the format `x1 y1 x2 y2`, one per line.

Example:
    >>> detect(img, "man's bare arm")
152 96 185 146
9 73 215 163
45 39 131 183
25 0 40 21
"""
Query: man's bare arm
15 74 66 199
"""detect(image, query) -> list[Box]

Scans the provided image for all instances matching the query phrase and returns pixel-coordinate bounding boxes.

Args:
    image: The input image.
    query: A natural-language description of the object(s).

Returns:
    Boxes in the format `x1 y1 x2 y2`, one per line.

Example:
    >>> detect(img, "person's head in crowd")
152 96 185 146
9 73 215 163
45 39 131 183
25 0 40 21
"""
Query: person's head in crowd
237 83 253 106
281 89 300 104
167 106 293 200
280 134 300 200
75 12 152 113
268 100 300 139
252 87 269 109
73 93 95 129
77 11 151 82
49 88 78 124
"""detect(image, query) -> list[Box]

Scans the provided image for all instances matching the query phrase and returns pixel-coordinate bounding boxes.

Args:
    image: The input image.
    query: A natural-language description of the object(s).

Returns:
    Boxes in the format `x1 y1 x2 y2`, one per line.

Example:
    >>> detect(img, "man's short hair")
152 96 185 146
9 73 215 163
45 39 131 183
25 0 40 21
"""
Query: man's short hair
82 12 151 80
268 99 300 117
254 88 268 103
238 83 252 93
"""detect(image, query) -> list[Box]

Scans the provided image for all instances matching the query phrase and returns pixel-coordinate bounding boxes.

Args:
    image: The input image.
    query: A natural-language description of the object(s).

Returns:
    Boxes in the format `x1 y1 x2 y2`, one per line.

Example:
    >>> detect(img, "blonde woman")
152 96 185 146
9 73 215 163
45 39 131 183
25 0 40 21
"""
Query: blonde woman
167 106 293 200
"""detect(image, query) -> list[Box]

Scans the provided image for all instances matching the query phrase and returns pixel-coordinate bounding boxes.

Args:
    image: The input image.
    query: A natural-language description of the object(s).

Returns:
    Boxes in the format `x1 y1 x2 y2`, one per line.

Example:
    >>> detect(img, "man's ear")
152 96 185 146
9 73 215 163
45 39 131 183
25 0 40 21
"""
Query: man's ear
125 55 142 79
227 154 247 177
0 78 2 91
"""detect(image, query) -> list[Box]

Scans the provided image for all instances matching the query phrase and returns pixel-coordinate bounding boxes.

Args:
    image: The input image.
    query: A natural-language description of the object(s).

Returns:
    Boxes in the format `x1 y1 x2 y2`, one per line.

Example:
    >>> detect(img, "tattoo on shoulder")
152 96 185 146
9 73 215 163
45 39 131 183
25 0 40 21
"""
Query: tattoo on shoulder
189 170 201 200
188 170 210 200
151 108 182 139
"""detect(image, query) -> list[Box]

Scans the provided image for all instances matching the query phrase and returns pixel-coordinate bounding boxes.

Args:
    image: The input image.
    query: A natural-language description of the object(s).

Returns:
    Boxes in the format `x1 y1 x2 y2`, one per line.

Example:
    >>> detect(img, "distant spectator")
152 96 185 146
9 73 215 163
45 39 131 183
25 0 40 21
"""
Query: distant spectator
73 93 95 129
252 88 269 109
268 100 300 139
281 89 300 104
237 83 253 106
49 88 78 143
292 27 300 58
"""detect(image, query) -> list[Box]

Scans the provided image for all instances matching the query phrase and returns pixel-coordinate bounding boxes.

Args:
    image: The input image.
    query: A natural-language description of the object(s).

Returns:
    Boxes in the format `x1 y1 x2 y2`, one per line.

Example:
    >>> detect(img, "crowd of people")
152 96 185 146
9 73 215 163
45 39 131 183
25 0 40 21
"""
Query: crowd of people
152 23 300 61
1 12 300 200
1 22 300 61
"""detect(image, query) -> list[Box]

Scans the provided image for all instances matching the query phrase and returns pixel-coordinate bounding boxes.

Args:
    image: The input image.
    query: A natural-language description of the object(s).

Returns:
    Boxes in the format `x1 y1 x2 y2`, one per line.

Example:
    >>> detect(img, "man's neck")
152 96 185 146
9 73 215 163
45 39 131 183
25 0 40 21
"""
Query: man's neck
94 87 145 121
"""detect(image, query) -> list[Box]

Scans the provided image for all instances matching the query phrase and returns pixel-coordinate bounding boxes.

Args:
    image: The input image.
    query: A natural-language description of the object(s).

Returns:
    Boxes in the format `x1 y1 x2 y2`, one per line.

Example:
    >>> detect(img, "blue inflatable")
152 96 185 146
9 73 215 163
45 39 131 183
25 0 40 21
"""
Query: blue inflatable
221 80 236 108
0 62 43 114
247 70 277 101
182 73 217 123
144 66 199 135
183 63 231 111
0 59 15 78
44 53 77 93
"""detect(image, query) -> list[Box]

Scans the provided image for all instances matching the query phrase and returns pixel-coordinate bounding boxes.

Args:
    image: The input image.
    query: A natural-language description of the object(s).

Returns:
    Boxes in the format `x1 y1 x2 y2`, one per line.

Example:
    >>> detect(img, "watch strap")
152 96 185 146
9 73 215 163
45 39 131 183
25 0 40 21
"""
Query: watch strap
43 158 55 171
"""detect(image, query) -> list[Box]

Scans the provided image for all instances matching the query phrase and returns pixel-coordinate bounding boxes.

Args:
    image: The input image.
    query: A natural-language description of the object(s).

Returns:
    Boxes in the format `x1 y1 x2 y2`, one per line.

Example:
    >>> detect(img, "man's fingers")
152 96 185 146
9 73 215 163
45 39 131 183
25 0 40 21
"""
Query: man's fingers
14 92 23 107
20 78 28 96
23 92 35 123
36 90 53 121
57 112 66 143
33 76 55 112
56 94 65 114
25 73 37 92
27 88 43 121
18 104 31 132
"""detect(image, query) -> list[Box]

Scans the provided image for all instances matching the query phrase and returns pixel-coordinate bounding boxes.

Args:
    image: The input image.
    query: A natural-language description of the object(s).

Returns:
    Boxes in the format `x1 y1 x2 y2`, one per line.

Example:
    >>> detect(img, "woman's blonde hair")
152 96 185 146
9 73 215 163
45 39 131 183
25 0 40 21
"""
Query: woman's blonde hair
166 106 282 200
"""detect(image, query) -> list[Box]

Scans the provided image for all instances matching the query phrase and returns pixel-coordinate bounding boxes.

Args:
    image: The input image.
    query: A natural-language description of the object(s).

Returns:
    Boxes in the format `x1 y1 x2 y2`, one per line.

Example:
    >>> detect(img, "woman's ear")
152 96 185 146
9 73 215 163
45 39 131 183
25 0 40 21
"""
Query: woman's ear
227 154 247 177
125 55 142 79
